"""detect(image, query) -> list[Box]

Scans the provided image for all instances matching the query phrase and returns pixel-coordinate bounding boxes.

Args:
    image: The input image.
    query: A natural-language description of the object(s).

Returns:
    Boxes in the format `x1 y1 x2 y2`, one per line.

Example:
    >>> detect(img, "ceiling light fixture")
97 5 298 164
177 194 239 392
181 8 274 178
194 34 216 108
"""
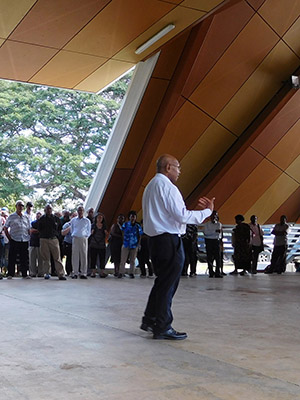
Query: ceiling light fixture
135 24 175 55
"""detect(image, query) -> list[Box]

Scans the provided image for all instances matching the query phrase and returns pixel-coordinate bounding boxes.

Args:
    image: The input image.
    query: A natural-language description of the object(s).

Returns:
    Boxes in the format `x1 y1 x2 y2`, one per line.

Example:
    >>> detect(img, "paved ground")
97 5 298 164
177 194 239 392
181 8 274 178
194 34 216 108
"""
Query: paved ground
0 272 300 399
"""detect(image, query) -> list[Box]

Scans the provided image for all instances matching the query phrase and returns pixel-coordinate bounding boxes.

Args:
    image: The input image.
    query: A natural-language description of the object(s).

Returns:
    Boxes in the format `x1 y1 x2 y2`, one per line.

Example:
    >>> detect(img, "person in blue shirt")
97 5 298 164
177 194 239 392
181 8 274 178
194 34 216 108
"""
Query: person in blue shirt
118 210 143 279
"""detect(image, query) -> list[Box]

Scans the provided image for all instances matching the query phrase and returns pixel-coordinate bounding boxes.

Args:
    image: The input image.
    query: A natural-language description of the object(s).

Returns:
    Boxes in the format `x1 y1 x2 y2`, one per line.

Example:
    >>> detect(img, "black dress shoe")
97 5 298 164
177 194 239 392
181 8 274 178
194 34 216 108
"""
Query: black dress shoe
140 322 154 333
153 327 187 340
59 276 67 280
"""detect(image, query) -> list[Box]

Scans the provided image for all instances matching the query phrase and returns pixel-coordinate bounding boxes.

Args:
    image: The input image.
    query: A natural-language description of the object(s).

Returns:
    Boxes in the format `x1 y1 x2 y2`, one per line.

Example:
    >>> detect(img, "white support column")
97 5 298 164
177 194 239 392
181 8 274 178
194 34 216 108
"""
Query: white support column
84 52 160 212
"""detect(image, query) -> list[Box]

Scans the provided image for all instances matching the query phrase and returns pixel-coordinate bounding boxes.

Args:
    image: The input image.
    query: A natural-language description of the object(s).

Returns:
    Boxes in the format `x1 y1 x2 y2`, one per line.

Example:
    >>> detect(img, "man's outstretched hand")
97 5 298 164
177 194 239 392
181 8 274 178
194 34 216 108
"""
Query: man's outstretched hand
198 197 215 211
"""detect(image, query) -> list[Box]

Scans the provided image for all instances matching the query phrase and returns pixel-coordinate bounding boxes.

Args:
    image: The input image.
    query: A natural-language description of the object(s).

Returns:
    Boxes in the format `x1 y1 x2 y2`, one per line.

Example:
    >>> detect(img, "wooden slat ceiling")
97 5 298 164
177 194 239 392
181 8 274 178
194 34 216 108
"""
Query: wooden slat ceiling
98 0 300 225
0 0 299 225
0 0 226 92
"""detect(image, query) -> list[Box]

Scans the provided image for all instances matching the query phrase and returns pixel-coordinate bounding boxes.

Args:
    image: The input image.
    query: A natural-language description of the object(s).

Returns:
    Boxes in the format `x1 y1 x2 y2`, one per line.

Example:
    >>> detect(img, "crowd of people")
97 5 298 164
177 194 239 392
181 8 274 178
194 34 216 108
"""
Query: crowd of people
0 201 155 280
0 200 290 282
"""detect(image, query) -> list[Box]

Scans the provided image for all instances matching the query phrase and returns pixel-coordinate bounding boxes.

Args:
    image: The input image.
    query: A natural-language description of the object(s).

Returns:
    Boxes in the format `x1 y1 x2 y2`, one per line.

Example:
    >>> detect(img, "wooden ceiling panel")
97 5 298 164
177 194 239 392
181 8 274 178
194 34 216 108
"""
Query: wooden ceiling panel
178 122 235 198
74 60 134 92
189 14 279 118
266 186 300 224
181 0 225 12
252 90 300 156
182 0 254 98
218 159 282 223
0 0 36 38
244 173 299 223
258 0 300 36
64 0 175 58
158 101 213 158
29 51 106 89
246 0 266 10
117 78 170 169
114 5 205 63
283 17 300 58
152 30 189 80
267 118 300 171
285 155 300 183
201 147 263 211
9 0 108 48
217 41 300 135
0 40 57 81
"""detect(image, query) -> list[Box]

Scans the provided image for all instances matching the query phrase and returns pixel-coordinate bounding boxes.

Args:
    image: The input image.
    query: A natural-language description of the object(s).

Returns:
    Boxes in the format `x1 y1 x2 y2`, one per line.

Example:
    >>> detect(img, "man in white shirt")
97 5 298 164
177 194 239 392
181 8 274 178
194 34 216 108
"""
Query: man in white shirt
70 206 91 279
4 200 31 278
141 154 214 340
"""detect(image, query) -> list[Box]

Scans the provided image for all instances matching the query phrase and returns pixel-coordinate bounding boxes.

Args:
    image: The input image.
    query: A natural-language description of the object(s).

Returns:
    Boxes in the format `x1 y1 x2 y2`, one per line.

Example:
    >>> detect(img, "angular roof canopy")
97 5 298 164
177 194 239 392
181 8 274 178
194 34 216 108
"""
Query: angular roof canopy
0 0 300 225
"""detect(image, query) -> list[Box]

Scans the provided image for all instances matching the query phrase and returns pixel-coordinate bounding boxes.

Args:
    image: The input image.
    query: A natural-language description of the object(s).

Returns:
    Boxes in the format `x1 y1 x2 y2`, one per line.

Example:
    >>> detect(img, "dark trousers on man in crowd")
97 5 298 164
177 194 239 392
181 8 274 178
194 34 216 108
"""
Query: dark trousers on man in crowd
205 238 222 277
8 239 29 277
142 233 184 334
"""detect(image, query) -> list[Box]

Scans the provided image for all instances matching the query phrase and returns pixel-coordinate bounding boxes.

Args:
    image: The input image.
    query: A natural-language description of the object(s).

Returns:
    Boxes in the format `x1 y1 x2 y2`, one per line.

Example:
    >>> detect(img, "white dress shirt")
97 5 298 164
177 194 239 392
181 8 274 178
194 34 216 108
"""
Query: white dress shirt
142 173 212 236
70 217 91 238
5 212 31 241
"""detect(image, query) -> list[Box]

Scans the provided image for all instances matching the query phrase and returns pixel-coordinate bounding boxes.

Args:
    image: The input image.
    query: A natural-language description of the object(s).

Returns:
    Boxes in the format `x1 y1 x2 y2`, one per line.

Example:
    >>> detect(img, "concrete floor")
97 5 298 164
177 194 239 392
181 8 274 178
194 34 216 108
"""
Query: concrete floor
1 272 300 399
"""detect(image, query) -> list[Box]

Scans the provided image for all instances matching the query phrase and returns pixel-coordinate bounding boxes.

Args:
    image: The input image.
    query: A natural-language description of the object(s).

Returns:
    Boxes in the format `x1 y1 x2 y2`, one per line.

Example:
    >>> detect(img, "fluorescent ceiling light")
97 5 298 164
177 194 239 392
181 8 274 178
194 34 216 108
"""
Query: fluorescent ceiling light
135 24 175 55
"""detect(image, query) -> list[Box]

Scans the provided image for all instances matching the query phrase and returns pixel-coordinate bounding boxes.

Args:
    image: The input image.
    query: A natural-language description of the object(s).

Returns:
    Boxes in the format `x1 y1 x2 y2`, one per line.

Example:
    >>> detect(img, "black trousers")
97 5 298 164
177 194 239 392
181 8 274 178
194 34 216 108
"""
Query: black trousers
251 245 261 273
182 239 197 275
63 242 72 275
90 247 106 270
205 238 221 277
143 233 184 334
8 239 29 277
270 245 287 273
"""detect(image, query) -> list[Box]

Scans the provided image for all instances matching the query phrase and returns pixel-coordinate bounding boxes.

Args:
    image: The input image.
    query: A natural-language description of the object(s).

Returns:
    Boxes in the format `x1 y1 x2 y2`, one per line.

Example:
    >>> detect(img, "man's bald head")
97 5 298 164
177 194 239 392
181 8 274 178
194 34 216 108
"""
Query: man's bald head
156 154 181 184
156 154 177 173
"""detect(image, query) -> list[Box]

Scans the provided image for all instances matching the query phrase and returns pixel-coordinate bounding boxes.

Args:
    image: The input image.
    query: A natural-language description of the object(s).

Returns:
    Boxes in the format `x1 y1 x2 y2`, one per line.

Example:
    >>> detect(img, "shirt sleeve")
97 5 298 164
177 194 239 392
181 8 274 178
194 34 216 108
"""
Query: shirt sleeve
162 184 211 225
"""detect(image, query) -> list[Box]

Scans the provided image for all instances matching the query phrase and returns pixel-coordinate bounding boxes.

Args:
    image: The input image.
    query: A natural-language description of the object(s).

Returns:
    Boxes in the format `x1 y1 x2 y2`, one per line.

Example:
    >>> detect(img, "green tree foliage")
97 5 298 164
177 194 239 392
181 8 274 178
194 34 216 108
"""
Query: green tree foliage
0 73 131 207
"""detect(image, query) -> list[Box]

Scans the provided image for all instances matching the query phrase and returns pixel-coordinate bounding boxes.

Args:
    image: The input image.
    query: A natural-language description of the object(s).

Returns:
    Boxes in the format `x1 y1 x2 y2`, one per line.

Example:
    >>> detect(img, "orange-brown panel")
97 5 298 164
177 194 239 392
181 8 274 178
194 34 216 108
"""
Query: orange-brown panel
64 0 175 58
99 168 133 223
159 0 183 4
252 90 300 156
9 0 108 48
285 155 300 183
0 0 36 38
244 173 299 223
283 17 300 58
218 159 282 223
152 30 190 80
217 41 300 135
189 14 279 118
0 40 57 81
117 78 170 169
193 147 264 211
258 0 300 36
74 60 134 93
0 38 5 47
181 0 225 12
266 186 300 223
157 100 213 159
267 118 300 171
246 0 266 10
29 51 106 88
114 5 204 64
182 0 254 98
178 122 235 198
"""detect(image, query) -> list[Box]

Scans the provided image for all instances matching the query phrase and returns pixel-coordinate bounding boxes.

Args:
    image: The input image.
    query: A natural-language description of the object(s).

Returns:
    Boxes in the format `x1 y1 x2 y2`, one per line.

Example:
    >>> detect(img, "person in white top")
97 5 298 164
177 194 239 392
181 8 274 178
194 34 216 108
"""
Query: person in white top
249 215 264 274
70 205 91 279
141 154 214 340
203 211 223 278
4 200 31 278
